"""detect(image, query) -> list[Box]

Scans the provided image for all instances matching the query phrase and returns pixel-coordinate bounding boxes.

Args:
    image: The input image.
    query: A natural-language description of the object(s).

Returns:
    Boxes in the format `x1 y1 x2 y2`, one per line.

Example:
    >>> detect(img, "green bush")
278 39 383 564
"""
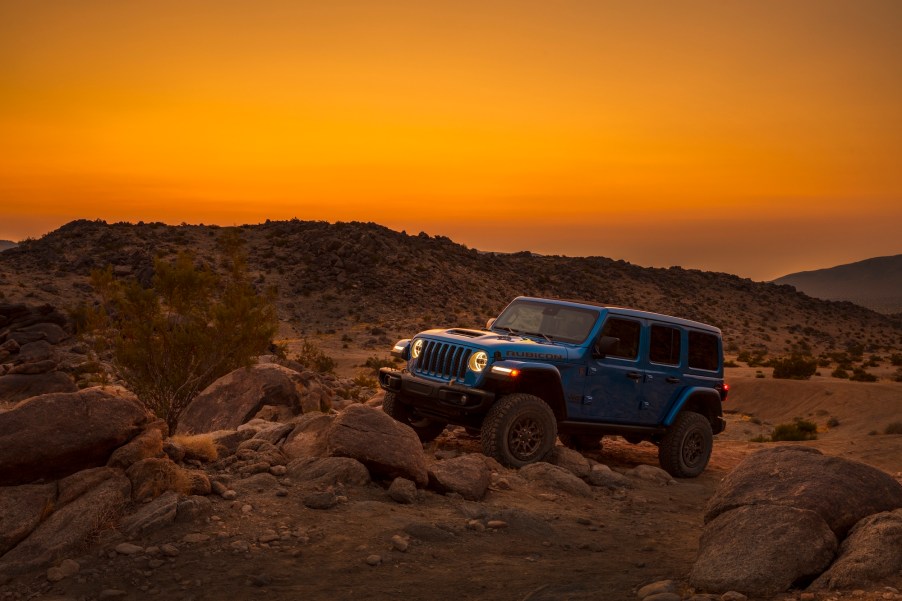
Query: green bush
831 367 849 379
849 367 877 382
84 232 277 430
884 422 902 435
771 354 817 380
770 419 818 441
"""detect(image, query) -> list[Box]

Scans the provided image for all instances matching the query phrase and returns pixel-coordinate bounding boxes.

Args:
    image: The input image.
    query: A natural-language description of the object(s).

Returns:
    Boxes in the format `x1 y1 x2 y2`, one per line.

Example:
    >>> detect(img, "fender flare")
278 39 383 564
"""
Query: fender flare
664 387 723 426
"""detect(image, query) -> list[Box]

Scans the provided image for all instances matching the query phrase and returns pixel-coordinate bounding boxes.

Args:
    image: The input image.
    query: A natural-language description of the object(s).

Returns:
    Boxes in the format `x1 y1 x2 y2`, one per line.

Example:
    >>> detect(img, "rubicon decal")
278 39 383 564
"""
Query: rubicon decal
505 351 563 360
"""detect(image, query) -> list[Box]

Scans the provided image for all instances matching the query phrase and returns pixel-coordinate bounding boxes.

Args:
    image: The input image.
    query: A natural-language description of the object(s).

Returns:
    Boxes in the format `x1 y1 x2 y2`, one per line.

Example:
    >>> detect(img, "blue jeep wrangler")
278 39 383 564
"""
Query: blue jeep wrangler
378 296 728 477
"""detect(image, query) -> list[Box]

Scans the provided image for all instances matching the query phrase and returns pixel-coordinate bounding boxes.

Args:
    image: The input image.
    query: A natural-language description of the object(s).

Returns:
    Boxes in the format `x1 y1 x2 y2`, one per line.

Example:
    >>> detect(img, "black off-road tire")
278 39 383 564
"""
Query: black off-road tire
658 411 712 478
382 391 447 443
481 393 557 468
558 433 603 452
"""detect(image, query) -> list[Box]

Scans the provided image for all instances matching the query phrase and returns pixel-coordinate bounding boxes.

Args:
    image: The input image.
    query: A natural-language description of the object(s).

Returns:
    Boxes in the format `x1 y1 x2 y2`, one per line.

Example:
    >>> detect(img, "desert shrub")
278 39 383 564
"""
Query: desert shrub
171 434 219 462
83 231 277 431
352 369 378 389
770 419 818 442
362 355 396 376
723 360 739 368
884 422 902 435
849 367 877 382
893 368 902 383
826 417 840 428
771 353 817 380
891 353 902 367
755 371 765 379
296 340 337 373
831 367 849 379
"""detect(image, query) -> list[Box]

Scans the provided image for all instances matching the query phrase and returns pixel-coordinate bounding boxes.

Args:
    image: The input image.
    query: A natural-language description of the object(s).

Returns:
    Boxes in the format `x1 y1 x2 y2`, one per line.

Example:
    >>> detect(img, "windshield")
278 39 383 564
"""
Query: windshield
493 300 599 344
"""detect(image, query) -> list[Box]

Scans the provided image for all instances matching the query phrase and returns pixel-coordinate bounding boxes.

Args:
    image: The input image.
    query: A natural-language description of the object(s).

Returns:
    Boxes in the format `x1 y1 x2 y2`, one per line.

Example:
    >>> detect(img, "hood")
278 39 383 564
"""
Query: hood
417 328 575 361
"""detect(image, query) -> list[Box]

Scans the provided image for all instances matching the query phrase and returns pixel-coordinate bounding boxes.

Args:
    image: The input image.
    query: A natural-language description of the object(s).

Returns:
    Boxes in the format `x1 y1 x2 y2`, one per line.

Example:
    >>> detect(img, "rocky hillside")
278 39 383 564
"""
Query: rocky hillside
775 254 902 315
0 219 899 356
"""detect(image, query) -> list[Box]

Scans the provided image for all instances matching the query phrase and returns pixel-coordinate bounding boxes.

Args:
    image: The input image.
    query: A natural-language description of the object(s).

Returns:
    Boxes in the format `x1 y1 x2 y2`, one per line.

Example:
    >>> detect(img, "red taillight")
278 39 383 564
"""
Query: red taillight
723 383 730 392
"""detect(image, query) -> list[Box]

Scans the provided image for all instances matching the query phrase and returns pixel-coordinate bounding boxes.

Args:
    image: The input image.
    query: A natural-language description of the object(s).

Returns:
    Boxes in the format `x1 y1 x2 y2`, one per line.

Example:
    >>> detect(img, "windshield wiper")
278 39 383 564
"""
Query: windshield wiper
523 331 553 343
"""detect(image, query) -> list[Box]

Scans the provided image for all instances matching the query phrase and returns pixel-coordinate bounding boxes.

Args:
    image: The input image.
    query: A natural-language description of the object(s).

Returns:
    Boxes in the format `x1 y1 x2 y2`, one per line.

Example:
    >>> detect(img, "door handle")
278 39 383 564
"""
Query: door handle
626 372 642 381
666 377 680 384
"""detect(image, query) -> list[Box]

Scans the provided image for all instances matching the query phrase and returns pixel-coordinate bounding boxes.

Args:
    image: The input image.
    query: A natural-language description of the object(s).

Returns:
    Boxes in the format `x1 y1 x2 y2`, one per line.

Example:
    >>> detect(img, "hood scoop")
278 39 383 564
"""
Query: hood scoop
445 328 486 338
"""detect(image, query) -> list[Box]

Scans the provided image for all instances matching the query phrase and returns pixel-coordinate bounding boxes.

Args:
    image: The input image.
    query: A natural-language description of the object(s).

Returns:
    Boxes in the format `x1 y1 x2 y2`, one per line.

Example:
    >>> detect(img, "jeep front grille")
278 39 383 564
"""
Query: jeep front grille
414 341 472 381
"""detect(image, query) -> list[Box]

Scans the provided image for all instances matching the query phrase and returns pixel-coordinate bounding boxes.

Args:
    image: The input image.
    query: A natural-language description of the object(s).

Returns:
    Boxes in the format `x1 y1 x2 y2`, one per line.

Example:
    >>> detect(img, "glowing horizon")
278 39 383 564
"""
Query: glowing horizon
2 1 901 280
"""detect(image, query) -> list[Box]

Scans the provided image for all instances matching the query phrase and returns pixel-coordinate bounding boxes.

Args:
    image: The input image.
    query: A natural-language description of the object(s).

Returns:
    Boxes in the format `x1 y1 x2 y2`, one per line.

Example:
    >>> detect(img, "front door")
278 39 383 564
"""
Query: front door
583 316 644 422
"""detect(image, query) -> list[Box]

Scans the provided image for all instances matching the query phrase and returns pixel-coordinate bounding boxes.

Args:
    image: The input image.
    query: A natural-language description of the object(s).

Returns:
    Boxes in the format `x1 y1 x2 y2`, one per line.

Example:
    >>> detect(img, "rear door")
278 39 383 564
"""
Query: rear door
639 322 685 424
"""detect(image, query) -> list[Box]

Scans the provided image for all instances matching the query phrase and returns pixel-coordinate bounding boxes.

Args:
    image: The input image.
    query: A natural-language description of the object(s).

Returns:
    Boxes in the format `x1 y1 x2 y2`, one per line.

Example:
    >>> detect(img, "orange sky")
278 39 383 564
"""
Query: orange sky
1 1 900 280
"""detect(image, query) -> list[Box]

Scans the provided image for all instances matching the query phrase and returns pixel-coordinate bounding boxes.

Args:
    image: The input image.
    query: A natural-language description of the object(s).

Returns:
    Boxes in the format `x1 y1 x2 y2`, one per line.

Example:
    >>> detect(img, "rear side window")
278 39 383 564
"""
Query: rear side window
600 318 641 359
688 331 719 371
650 325 681 365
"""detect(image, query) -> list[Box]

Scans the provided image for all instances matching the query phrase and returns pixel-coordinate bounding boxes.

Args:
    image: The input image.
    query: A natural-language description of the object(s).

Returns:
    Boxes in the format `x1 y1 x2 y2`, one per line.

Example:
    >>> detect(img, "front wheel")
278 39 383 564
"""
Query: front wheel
481 394 557 468
658 411 713 478
382 391 447 443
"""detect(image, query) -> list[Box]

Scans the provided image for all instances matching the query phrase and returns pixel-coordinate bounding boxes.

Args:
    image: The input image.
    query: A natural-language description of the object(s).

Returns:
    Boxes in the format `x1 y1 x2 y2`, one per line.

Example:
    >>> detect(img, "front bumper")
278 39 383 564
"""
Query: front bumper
378 368 495 421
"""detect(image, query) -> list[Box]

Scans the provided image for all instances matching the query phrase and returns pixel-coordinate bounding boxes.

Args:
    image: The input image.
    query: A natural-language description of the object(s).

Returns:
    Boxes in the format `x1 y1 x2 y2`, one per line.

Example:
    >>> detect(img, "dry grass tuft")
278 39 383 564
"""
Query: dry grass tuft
171 433 219 462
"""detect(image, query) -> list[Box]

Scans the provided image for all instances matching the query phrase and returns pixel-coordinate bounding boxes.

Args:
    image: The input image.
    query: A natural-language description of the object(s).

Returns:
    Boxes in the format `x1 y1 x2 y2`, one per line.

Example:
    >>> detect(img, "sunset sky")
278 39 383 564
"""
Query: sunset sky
2 1 900 280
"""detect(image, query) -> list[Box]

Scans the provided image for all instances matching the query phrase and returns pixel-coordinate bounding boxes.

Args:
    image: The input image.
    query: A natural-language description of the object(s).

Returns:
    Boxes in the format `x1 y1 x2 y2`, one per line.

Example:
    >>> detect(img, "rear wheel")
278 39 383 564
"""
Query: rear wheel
658 411 712 478
558 433 603 452
481 394 557 468
382 391 447 443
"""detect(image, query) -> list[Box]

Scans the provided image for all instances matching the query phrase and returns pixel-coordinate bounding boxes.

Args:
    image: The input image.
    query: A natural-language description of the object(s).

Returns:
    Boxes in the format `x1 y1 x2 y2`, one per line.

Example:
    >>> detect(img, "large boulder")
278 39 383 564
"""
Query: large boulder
428 454 492 501
810 509 902 591
285 457 371 487
324 404 429 486
0 469 131 578
690 504 837 597
0 483 56 556
282 413 333 459
0 372 77 404
176 364 330 434
0 387 151 486
705 446 902 537
520 462 593 498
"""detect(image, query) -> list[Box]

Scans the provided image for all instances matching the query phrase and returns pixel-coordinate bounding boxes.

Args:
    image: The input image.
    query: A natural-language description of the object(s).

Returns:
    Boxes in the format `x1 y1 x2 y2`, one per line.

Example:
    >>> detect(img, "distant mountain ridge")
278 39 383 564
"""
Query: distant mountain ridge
774 254 902 314
0 219 899 356
0 240 17 252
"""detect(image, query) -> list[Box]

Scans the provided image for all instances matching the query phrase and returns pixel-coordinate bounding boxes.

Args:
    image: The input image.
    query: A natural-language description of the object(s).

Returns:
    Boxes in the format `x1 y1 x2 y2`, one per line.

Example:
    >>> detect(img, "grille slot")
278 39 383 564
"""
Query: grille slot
415 341 471 381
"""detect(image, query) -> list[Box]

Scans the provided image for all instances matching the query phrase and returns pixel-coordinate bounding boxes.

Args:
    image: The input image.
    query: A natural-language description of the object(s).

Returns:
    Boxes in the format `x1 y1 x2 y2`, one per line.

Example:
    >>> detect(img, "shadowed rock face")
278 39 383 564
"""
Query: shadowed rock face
811 508 902 591
325 404 429 487
0 388 150 486
704 446 902 538
690 504 837 597
176 364 331 434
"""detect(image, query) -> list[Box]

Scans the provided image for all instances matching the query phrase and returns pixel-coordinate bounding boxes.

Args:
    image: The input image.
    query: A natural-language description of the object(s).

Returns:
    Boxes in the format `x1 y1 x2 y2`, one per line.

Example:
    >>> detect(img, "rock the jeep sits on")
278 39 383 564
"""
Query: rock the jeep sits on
378 296 728 477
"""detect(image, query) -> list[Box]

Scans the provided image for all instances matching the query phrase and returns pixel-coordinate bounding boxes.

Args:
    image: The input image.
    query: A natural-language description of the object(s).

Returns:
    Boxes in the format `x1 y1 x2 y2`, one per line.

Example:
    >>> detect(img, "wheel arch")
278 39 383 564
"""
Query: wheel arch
664 387 724 433
488 361 566 421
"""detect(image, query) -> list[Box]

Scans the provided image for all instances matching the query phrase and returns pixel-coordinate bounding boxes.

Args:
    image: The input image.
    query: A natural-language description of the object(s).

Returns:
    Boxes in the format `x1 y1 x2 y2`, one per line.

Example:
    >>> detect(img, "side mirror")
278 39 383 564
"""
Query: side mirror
486 318 496 330
594 336 619 357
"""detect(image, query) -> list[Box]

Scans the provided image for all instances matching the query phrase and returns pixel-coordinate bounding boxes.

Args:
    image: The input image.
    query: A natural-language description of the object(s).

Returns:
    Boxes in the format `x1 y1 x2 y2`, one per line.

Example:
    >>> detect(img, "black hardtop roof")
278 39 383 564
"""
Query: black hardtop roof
512 296 722 335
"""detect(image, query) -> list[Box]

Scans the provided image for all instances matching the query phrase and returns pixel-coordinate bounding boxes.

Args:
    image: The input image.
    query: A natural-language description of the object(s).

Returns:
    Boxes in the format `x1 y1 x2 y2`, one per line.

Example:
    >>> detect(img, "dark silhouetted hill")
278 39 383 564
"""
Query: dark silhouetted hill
0 219 899 355
774 255 902 314
0 240 17 253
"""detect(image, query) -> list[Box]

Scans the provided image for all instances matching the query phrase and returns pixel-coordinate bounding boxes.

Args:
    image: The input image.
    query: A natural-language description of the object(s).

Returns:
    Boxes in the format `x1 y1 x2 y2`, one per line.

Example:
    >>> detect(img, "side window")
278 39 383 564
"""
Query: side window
649 325 681 365
688 331 719 371
600 318 641 360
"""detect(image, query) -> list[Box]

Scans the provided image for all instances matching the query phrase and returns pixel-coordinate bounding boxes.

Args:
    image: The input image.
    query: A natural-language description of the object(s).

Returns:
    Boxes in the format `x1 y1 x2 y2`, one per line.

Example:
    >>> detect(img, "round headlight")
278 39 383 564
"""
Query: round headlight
411 339 424 359
468 350 488 372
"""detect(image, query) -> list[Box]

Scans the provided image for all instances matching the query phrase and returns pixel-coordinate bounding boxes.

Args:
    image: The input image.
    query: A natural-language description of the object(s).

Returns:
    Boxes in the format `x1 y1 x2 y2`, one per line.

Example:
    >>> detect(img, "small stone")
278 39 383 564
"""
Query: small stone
222 490 238 500
800 593 816 601
467 519 486 532
720 593 748 601
388 477 417 504
145 546 160 555
241 503 253 513
161 544 180 557
275 489 288 497
486 520 508 529
99 590 127 600
249 574 271 587
494 477 512 490
148 559 165 569
211 480 228 495
259 533 280 544
644 594 681 601
637 578 676 599
576 517 591 525
303 491 338 510
391 535 409 552
115 542 144 555
182 533 211 543
270 465 287 476
365 554 382 566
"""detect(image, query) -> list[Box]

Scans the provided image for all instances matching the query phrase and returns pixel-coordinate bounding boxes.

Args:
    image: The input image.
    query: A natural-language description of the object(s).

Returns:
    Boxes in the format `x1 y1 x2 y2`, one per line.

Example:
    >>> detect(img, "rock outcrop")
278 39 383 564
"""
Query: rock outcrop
324 404 429 486
176 364 332 434
0 387 151 486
